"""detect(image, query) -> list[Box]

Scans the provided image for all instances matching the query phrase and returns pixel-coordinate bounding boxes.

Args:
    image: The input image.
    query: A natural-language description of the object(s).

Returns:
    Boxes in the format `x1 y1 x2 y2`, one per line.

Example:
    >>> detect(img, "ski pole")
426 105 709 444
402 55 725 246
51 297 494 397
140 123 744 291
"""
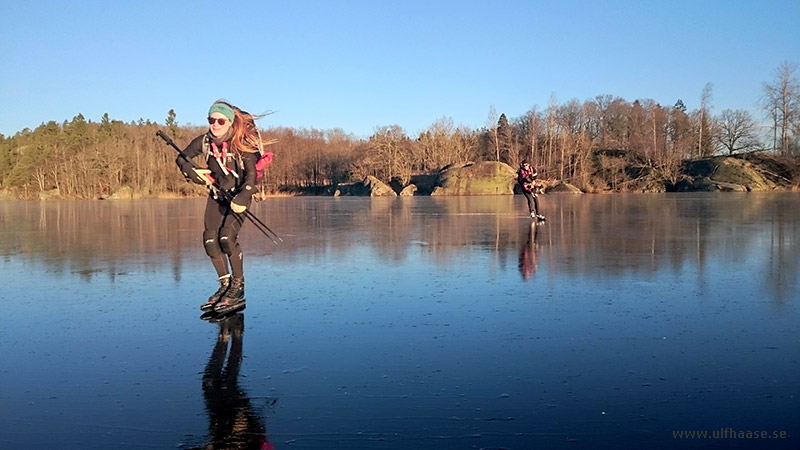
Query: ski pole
156 130 282 244
156 130 280 243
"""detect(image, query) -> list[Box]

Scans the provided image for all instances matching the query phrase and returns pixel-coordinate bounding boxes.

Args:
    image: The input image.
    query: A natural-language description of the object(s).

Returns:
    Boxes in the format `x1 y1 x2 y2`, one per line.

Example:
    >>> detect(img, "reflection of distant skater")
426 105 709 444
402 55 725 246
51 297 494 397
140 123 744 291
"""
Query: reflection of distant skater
192 314 274 450
517 161 546 221
518 223 539 281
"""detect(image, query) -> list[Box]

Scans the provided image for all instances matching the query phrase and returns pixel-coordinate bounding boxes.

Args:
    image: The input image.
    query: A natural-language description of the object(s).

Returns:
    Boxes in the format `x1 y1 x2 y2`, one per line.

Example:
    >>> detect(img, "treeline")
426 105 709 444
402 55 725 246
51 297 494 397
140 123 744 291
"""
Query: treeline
1 63 798 199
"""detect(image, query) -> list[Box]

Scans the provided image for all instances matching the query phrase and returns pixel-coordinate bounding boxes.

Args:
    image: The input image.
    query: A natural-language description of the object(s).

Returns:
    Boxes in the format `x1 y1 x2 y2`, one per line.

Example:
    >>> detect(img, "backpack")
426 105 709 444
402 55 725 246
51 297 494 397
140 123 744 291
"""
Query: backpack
202 134 274 182
254 150 273 181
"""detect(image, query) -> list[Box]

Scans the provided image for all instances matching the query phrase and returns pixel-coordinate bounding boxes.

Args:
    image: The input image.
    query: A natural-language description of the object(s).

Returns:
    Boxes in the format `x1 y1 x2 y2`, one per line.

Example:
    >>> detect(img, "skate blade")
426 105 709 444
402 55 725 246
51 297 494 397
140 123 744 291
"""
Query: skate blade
211 302 246 317
200 311 218 321
200 303 245 321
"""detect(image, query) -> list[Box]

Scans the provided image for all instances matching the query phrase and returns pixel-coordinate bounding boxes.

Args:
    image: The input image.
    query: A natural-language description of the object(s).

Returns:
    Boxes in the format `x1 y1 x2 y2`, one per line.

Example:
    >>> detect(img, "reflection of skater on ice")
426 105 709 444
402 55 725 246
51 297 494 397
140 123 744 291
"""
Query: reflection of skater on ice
192 314 275 450
518 223 539 281
517 161 546 222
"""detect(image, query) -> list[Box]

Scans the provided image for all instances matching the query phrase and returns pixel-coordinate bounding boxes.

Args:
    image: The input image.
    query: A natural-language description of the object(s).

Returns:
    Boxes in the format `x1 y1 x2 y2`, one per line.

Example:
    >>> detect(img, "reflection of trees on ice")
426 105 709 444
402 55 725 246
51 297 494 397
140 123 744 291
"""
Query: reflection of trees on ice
192 313 275 450
5 196 799 295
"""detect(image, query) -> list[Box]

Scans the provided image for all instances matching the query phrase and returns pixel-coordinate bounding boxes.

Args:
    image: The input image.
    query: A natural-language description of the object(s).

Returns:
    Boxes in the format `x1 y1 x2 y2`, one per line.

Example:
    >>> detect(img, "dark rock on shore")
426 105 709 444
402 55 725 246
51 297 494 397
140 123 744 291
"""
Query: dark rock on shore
676 155 794 192
546 181 583 194
332 175 397 197
431 161 517 195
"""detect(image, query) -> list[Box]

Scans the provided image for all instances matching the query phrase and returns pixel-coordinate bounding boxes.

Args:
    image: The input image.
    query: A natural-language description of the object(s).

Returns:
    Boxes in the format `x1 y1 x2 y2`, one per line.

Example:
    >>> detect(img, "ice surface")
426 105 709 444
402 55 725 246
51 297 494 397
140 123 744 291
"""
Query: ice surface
1 194 798 449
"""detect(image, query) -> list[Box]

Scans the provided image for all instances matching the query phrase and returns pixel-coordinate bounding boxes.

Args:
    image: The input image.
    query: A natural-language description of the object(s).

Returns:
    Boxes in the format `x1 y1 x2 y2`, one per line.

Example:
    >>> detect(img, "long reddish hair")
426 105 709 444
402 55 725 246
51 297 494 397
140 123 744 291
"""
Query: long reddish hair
214 99 263 154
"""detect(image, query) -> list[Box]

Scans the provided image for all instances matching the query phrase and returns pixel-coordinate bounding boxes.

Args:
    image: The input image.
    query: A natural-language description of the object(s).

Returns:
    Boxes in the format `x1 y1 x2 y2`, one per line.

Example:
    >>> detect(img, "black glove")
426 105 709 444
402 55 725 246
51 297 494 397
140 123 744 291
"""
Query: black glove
176 157 206 185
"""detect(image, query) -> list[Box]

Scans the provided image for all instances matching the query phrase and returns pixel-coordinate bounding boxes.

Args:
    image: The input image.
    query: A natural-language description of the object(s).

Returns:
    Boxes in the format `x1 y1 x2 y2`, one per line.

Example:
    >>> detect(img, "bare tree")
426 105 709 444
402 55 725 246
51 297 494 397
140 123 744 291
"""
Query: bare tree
556 99 583 179
497 113 513 164
628 100 647 154
519 107 540 167
668 100 693 160
419 116 466 170
454 126 479 163
367 125 410 182
486 105 499 161
546 95 559 169
762 61 799 155
715 109 761 154
697 82 713 158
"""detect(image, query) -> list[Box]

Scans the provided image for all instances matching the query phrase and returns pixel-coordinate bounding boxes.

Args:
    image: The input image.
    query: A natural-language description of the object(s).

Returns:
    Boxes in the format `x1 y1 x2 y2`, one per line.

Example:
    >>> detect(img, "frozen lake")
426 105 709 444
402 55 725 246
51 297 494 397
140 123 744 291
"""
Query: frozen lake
1 194 798 449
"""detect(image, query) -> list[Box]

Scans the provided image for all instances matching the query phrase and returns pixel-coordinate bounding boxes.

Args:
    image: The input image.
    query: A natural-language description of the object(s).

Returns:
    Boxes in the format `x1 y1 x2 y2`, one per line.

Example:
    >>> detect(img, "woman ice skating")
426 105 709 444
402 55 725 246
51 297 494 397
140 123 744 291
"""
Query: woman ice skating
517 161 546 222
176 100 263 314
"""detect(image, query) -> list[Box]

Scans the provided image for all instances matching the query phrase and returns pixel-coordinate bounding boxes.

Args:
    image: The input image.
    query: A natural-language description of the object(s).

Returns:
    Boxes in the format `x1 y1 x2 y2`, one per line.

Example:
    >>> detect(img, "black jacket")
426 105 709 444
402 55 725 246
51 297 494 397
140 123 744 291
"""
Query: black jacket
177 133 260 206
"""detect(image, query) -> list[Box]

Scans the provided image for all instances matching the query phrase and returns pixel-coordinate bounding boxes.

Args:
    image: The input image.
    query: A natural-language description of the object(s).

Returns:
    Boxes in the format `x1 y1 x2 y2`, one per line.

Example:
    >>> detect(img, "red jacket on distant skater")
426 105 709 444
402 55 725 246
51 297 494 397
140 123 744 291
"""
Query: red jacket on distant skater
517 161 545 221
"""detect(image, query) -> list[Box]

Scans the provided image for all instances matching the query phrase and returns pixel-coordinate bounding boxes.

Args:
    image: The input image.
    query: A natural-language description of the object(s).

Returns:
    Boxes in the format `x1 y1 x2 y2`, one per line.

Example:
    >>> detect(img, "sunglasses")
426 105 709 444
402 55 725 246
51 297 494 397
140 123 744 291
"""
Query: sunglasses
207 117 229 126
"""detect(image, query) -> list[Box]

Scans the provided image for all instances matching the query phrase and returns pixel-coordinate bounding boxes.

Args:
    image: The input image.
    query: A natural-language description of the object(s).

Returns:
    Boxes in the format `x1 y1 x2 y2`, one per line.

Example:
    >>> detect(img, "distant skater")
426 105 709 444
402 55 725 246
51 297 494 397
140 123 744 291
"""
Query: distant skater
176 100 263 314
517 161 545 221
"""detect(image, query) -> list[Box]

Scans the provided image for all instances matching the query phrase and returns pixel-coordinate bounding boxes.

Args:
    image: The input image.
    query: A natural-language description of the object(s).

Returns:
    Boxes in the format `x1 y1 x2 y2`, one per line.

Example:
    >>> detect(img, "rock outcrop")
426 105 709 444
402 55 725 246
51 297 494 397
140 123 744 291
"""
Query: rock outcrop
333 175 397 196
431 161 517 195
399 184 417 196
546 181 583 194
677 155 790 192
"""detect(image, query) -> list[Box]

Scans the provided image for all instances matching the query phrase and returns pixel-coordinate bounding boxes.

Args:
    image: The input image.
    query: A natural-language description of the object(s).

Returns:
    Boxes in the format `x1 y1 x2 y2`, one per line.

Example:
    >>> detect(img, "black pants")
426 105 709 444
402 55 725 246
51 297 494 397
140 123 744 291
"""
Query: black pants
522 190 540 215
203 196 245 278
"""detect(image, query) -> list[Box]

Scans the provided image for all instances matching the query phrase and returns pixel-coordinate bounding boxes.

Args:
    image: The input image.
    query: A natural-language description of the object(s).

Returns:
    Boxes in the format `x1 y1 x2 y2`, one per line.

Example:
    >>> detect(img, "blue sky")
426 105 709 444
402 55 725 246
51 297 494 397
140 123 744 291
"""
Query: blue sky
3 0 799 139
